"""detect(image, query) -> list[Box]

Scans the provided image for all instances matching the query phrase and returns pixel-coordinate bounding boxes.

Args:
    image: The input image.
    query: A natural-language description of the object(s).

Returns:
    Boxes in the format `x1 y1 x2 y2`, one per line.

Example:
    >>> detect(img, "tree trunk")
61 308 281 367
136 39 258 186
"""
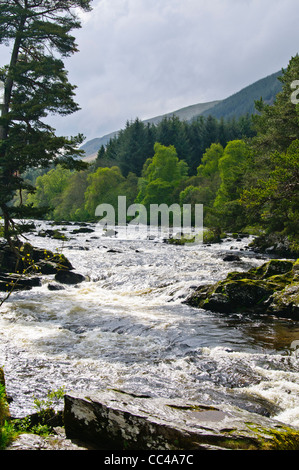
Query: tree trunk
0 15 27 245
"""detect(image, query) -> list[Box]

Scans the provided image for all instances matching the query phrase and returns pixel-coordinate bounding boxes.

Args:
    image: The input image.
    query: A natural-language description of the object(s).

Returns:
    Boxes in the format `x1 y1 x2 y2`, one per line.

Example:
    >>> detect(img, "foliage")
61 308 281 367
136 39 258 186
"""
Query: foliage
0 419 16 450
241 139 299 235
0 371 65 449
252 55 299 155
143 143 188 183
101 114 255 177
2 387 66 448
136 143 188 210
26 165 72 217
0 377 17 449
2 32 296 244
84 166 126 219
0 383 9 426
239 55 299 239
53 170 90 221
214 140 250 206
0 0 92 242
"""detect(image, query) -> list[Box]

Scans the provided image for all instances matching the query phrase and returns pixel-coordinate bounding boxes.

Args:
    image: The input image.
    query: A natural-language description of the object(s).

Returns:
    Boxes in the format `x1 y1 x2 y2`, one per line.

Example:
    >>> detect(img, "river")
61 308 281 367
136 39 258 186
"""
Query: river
0 221 299 428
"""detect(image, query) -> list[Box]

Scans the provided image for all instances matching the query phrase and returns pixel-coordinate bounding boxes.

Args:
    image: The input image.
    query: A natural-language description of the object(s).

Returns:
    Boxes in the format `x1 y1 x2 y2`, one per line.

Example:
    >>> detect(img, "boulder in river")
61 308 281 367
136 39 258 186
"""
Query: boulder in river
185 259 299 319
55 270 86 285
64 389 299 450
71 227 94 234
223 254 241 262
0 241 76 293
0 273 41 292
0 241 73 274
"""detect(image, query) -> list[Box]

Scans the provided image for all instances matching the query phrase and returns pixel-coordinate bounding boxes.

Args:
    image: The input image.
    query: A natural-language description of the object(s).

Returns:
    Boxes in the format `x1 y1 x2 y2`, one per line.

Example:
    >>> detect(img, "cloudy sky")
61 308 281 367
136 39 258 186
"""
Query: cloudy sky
1 0 299 143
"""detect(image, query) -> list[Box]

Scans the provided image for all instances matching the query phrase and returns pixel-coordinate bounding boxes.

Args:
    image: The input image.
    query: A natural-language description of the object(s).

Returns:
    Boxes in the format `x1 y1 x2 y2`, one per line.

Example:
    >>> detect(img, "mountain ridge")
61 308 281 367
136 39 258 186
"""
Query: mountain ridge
81 69 283 161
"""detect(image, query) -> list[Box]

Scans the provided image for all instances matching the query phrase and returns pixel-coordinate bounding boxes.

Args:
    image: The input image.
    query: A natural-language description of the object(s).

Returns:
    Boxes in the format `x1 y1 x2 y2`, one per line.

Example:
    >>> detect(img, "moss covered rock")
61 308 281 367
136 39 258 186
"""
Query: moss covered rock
0 242 75 293
0 241 73 275
185 259 299 319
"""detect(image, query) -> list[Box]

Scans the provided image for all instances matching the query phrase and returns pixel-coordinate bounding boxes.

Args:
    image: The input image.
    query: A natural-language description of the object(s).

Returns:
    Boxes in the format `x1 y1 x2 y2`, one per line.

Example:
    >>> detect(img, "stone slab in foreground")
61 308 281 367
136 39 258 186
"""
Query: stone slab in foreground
64 389 299 450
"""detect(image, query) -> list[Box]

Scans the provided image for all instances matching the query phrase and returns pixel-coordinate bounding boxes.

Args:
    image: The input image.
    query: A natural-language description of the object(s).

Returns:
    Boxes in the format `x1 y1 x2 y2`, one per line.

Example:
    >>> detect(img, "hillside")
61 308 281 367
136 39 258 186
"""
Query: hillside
143 100 221 126
80 100 220 161
200 70 282 120
81 69 283 161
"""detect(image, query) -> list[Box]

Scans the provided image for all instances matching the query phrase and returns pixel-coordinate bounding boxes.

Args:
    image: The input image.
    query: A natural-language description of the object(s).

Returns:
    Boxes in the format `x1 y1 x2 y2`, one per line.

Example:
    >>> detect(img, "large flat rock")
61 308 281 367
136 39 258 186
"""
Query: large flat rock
64 389 299 450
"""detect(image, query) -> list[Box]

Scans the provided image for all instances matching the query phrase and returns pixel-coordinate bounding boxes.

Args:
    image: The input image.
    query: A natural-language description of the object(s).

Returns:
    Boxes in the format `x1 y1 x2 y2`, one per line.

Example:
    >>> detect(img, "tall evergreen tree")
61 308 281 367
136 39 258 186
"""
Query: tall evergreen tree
252 55 299 154
117 118 152 177
0 0 92 243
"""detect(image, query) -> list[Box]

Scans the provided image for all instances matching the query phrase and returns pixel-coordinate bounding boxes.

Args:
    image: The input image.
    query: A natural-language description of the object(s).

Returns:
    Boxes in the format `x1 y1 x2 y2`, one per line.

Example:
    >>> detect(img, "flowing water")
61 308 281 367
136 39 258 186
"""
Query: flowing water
0 221 299 427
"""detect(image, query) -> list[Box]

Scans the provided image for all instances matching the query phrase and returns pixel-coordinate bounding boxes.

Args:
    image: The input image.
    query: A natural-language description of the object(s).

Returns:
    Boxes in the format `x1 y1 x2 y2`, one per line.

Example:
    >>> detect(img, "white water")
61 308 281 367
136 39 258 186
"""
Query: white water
0 221 299 427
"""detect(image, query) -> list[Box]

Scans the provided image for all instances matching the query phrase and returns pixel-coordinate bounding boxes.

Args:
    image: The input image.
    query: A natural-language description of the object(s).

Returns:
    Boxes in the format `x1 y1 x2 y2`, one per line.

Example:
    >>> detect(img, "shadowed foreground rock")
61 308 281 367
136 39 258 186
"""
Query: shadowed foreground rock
64 389 299 450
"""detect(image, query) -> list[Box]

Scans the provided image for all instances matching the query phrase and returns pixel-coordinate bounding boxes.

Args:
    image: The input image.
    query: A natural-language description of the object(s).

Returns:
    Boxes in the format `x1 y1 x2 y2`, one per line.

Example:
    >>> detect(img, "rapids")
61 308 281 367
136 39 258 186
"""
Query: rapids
0 221 299 427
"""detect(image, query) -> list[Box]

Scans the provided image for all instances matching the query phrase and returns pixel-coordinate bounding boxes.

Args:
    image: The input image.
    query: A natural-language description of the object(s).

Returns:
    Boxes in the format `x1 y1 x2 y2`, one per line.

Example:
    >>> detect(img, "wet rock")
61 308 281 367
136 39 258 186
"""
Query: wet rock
265 284 299 318
249 233 299 258
185 259 299 319
55 270 86 285
38 260 62 275
0 273 42 292
0 241 73 274
5 428 90 451
71 228 94 234
37 229 69 240
0 242 21 273
64 389 299 450
223 254 241 261
47 283 65 291
0 241 76 294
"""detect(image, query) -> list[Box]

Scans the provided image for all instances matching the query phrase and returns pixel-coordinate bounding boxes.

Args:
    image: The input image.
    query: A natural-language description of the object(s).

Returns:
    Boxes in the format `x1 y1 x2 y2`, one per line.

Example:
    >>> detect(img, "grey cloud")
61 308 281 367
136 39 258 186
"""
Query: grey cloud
1 0 299 141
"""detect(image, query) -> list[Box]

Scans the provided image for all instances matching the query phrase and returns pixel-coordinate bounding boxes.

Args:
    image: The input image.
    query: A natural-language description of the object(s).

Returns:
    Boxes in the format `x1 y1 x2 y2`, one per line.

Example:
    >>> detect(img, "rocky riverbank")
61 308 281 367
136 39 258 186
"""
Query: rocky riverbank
185 258 299 320
3 384 299 451
63 389 299 450
0 240 86 294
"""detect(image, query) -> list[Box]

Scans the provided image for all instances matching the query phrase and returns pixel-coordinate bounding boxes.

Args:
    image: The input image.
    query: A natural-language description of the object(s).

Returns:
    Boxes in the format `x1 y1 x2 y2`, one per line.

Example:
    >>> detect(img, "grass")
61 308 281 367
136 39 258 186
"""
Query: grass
0 382 17 449
0 380 65 449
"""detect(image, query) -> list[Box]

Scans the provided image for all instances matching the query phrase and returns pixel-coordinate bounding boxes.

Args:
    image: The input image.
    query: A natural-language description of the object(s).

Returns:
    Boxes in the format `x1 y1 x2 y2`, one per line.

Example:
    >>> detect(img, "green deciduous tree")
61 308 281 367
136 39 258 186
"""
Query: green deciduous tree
26 164 72 216
184 143 223 214
0 0 92 243
137 143 188 209
84 166 125 219
214 140 250 207
53 169 89 221
212 140 250 230
143 142 188 183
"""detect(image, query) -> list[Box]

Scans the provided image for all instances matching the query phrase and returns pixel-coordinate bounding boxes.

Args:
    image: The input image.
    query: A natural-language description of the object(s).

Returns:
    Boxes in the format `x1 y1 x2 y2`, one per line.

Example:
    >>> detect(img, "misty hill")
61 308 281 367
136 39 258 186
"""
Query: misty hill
81 69 283 161
143 100 220 126
200 70 283 121
80 100 220 161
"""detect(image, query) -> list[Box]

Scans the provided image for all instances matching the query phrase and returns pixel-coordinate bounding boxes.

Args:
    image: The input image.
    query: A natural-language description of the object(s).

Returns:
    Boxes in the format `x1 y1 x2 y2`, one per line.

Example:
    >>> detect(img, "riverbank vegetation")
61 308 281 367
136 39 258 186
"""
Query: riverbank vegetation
13 55 299 257
1 365 65 450
0 5 297 253
1 2 298 256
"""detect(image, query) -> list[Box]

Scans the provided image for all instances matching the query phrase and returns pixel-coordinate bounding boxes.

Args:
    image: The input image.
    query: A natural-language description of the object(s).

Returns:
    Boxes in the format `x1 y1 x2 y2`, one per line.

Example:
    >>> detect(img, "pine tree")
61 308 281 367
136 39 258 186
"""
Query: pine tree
0 0 92 243
252 55 299 154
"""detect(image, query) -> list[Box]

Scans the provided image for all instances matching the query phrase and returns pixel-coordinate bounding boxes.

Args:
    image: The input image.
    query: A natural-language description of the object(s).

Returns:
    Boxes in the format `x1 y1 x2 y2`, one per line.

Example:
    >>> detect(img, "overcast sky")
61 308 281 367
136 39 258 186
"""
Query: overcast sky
1 0 299 143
